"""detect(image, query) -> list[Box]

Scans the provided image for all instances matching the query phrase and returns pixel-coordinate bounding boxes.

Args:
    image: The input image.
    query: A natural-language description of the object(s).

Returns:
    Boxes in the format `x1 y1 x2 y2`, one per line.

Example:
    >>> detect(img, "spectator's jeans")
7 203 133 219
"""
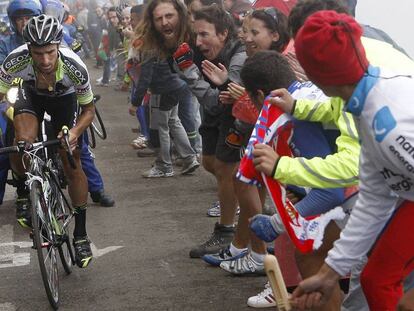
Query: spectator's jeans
116 52 125 81
155 105 195 172
176 86 199 151
81 133 104 193
102 57 111 84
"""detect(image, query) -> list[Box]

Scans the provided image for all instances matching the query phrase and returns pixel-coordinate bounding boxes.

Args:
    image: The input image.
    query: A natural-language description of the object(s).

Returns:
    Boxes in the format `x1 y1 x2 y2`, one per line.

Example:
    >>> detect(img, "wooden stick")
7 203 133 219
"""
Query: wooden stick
264 254 292 311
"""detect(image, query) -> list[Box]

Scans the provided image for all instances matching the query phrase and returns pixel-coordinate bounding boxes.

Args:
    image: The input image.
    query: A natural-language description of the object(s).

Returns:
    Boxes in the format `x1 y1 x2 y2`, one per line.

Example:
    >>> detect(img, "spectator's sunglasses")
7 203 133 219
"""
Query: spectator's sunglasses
240 7 279 25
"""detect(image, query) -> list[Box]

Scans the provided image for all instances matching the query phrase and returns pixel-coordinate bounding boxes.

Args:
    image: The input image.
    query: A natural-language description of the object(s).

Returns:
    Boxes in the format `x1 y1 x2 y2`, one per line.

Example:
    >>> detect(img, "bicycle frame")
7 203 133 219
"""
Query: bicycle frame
24 145 74 246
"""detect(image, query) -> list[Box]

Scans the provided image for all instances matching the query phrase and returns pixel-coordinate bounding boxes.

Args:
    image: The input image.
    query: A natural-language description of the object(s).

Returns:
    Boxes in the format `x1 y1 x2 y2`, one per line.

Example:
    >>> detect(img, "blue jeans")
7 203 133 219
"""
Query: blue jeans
175 86 199 151
81 133 104 193
0 105 9 204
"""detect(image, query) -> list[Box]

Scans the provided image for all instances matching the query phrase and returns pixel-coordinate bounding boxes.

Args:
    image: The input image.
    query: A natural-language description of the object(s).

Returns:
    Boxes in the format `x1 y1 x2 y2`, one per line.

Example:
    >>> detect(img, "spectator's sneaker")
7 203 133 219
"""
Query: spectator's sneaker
207 201 240 217
202 245 248 266
131 135 148 149
181 159 200 175
189 222 235 258
96 81 109 87
90 190 115 207
249 214 278 242
73 236 93 268
142 167 174 178
136 147 156 158
16 197 31 228
220 252 265 275
247 282 277 308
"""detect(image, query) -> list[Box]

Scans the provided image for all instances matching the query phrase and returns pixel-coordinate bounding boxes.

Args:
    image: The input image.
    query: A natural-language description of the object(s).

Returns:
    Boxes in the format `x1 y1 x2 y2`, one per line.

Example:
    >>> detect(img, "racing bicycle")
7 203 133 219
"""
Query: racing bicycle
0 126 76 310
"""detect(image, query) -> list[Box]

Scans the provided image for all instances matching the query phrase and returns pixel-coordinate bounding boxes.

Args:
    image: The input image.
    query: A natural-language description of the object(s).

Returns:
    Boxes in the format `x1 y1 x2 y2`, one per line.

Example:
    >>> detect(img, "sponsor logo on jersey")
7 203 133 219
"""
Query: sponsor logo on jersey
76 85 91 95
372 106 396 142
3 52 30 73
0 68 12 83
62 59 87 84
388 135 414 174
380 167 413 192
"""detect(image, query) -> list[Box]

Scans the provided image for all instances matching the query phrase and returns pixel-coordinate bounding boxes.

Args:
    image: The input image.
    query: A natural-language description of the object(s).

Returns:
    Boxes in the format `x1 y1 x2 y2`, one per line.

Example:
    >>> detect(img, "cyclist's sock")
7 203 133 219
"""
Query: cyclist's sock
229 242 248 256
73 204 87 237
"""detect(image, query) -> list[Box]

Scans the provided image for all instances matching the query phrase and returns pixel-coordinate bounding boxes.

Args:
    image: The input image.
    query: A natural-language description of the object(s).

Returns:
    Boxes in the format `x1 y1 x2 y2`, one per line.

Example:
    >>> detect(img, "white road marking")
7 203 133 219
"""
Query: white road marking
90 244 124 258
0 225 123 269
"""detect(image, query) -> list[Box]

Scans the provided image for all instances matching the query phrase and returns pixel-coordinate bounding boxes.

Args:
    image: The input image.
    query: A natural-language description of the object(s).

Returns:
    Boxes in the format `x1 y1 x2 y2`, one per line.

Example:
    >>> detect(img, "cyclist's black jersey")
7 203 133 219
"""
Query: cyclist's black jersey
0 44 93 105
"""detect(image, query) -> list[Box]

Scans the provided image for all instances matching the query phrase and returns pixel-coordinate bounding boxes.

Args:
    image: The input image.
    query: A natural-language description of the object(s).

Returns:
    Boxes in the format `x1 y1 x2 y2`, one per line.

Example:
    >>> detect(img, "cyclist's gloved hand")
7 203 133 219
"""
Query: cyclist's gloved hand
173 43 194 71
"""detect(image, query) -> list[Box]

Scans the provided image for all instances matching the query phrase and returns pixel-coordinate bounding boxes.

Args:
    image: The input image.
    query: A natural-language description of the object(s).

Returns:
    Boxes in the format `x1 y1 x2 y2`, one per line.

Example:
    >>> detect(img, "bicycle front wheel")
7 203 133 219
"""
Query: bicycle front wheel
91 107 107 140
54 188 74 274
30 180 60 310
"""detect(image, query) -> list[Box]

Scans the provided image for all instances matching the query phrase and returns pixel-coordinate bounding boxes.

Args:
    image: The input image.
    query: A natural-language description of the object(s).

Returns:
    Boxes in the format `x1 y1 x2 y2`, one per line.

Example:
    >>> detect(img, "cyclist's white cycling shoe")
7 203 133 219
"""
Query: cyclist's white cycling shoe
220 252 265 275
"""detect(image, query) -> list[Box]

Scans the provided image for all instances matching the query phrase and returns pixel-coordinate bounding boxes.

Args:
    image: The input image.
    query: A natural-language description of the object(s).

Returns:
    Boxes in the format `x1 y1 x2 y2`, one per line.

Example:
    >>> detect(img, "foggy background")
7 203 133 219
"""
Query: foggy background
356 0 413 58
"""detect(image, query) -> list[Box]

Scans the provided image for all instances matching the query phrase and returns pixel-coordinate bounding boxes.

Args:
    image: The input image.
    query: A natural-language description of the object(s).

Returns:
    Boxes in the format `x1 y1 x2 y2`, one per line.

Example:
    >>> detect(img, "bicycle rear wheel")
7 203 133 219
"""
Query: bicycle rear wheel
91 107 107 139
88 125 96 149
30 180 60 310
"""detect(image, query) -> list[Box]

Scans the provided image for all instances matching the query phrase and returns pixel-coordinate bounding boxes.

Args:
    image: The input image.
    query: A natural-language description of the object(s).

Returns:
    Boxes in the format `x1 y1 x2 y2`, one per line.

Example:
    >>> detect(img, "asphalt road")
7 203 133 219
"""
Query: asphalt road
0 59 268 310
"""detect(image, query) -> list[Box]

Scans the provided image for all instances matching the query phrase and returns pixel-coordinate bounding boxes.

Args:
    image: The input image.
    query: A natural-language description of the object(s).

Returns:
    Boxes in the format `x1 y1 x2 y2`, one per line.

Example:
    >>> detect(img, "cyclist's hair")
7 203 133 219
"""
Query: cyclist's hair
249 8 290 52
241 50 295 97
288 0 349 37
193 4 237 40
135 0 192 55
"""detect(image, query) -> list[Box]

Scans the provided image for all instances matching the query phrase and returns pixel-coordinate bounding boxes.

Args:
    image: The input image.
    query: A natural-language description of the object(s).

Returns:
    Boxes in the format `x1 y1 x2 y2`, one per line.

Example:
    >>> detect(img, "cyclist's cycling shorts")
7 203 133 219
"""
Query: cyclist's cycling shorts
14 82 77 137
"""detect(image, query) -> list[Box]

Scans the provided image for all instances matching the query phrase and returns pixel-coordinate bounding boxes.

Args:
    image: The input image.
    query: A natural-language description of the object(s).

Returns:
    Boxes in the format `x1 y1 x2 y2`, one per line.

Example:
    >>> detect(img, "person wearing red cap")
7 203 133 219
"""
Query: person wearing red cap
271 9 414 311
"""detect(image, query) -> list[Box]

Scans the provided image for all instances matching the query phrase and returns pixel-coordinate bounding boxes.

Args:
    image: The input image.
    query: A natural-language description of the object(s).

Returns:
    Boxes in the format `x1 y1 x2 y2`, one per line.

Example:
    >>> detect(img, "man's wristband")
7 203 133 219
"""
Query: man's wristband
290 100 297 115
270 157 280 177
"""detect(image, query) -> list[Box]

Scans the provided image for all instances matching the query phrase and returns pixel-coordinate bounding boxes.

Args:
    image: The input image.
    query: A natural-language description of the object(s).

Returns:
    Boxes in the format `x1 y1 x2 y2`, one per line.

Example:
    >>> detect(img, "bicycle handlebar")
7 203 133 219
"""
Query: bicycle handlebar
61 126 77 170
0 126 77 170
0 139 62 155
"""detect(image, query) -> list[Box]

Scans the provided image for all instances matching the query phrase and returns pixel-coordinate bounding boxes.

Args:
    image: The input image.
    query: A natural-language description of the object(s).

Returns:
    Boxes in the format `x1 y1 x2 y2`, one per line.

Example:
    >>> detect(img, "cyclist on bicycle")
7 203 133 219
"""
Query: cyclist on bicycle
0 14 94 268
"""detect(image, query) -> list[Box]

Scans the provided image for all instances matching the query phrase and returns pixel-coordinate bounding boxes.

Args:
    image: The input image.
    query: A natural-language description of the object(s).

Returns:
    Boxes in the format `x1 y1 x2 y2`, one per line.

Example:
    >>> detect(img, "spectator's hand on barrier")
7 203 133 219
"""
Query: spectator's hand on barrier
228 82 245 100
252 143 280 176
201 60 228 86
129 105 137 116
219 91 234 105
269 89 295 114
290 263 340 310
173 43 194 71
398 288 414 311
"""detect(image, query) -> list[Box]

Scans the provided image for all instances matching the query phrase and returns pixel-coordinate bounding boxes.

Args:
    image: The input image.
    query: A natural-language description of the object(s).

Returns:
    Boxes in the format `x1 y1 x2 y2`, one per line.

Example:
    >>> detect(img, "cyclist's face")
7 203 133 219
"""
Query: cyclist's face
30 44 59 74
14 16 31 35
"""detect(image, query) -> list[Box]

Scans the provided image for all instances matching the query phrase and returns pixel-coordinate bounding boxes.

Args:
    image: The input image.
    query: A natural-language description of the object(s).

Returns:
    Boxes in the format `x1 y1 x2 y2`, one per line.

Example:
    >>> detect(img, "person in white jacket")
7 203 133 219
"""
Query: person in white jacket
264 10 414 311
